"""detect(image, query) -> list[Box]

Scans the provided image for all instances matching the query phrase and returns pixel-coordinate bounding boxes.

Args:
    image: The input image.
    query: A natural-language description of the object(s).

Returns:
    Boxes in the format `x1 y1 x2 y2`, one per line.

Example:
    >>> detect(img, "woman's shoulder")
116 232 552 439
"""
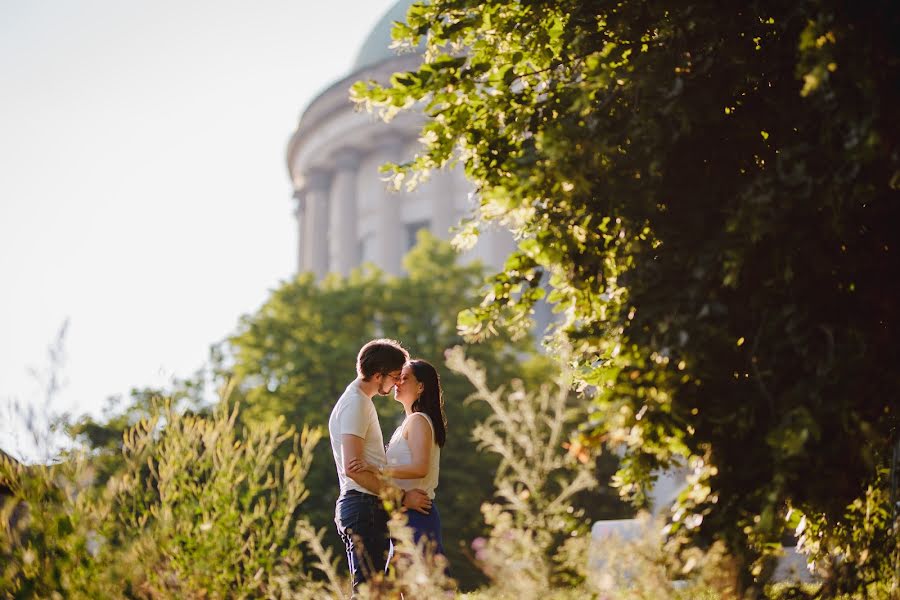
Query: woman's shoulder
406 412 436 436
409 411 434 426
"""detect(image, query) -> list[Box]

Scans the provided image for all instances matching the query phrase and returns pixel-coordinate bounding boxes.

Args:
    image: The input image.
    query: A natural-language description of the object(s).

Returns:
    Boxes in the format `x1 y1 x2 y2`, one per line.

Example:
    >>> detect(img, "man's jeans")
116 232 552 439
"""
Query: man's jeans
335 489 389 594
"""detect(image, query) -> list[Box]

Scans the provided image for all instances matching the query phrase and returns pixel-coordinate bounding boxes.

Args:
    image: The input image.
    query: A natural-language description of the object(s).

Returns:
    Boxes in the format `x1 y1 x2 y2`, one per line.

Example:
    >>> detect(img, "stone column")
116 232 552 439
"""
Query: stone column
432 168 465 239
486 226 518 271
302 170 331 279
329 148 362 276
369 137 406 276
294 189 309 273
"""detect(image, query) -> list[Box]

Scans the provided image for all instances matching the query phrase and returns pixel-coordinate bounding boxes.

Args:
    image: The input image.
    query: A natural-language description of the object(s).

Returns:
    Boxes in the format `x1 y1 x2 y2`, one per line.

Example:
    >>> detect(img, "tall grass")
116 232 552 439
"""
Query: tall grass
2 350 896 598
1 397 342 598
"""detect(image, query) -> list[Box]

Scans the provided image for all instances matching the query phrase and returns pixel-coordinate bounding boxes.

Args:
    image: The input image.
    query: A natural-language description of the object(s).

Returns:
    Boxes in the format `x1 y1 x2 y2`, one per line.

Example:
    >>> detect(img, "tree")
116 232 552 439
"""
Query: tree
353 0 900 592
219 232 559 589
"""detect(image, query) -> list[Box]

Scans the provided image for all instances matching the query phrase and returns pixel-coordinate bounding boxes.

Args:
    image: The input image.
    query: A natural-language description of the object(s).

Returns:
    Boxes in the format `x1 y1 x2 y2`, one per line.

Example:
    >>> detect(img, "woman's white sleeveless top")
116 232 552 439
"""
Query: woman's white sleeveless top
385 412 441 499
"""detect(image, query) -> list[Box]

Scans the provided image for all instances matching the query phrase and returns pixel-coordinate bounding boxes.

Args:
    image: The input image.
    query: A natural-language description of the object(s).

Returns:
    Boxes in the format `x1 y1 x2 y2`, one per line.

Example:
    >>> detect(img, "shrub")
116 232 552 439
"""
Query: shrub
1 399 343 599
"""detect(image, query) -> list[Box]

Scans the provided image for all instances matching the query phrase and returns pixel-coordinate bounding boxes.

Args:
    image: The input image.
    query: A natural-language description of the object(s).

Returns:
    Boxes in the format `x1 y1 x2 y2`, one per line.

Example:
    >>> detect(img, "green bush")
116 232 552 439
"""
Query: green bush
1 452 119 598
1 400 343 599
441 348 738 600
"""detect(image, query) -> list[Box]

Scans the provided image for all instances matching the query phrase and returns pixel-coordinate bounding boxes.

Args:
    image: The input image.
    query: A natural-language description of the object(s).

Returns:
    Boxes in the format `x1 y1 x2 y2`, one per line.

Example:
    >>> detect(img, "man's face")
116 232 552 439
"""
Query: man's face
376 369 402 396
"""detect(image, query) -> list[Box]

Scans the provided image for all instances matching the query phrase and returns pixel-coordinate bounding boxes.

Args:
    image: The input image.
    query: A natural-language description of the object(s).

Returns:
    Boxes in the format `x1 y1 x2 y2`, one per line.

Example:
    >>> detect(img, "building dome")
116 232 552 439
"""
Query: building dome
352 0 418 71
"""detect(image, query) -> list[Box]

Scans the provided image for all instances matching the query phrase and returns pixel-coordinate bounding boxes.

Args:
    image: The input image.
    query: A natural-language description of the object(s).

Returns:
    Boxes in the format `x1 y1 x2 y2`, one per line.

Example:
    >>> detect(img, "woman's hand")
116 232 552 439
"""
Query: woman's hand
347 457 378 474
402 489 432 514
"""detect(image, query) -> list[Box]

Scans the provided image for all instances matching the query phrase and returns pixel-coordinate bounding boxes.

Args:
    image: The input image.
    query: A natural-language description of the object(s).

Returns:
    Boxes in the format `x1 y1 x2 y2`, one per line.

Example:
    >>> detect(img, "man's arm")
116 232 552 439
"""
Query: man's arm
341 433 384 494
341 433 432 514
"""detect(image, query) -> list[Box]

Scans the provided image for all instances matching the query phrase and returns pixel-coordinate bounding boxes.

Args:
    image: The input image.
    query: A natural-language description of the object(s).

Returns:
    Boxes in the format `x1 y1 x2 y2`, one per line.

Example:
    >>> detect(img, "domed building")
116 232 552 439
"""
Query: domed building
286 0 515 278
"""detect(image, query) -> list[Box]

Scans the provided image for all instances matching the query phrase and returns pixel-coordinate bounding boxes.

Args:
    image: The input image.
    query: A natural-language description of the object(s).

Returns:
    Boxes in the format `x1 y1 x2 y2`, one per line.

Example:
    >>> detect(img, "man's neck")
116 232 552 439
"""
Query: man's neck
357 377 379 399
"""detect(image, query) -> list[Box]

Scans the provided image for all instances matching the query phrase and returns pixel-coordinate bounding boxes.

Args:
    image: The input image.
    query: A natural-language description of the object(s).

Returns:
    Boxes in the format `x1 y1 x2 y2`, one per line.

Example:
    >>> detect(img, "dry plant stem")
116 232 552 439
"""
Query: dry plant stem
445 346 597 595
294 519 345 598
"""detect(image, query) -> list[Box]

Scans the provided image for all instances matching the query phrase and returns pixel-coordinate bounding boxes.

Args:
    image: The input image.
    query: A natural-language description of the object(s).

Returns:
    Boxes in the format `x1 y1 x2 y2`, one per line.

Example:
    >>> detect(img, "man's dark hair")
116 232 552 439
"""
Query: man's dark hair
356 338 409 380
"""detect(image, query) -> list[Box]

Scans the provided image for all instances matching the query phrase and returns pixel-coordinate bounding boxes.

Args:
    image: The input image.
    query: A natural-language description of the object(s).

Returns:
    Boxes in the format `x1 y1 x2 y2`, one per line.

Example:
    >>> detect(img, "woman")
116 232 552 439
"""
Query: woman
348 359 447 559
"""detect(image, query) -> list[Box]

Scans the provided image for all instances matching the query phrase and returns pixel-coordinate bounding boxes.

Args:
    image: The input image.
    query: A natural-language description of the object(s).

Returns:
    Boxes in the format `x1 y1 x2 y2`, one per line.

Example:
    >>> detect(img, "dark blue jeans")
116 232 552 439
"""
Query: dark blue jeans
388 501 446 568
335 490 390 595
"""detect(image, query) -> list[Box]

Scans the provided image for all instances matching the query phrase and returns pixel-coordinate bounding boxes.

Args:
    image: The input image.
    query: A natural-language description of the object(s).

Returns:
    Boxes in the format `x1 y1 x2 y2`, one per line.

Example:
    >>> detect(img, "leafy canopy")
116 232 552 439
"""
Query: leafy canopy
353 0 900 589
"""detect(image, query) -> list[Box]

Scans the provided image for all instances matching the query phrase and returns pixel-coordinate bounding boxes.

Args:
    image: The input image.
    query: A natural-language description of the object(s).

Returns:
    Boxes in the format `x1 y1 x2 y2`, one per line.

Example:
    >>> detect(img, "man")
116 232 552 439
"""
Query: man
329 338 432 594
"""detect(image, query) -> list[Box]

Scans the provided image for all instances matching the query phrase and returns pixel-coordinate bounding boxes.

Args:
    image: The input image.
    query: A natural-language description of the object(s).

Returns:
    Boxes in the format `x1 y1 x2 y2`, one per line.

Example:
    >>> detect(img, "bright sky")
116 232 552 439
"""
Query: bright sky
0 0 399 460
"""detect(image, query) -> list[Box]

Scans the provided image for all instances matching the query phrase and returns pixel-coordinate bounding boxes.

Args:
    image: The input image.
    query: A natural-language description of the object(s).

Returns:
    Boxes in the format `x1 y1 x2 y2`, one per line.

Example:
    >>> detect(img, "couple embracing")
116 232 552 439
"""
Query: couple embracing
328 338 447 595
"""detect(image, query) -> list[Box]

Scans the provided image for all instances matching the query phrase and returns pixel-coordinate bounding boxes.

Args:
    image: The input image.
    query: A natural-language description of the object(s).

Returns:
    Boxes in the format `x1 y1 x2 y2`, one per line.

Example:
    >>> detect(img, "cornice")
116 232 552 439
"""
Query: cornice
286 54 423 182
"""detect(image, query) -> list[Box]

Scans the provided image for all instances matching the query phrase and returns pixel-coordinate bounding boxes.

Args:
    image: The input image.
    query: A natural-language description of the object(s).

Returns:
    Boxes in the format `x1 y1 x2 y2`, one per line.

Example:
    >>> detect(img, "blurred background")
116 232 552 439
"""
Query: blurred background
0 0 401 458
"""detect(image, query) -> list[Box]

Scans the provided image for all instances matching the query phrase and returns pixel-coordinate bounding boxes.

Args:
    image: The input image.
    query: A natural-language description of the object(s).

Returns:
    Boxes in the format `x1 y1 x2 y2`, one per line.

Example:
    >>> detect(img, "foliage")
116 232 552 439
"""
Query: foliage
1 400 343 599
64 381 209 486
444 345 597 592
36 233 582 591
443 348 740 600
6 347 894 599
352 0 900 592
789 464 899 597
1 453 118 598
363 510 457 598
107 401 334 598
217 231 558 589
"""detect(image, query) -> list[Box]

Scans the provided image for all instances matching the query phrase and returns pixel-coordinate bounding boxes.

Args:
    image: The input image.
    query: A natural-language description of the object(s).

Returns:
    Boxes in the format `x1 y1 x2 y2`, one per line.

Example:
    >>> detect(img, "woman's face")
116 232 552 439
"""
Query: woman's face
394 364 423 404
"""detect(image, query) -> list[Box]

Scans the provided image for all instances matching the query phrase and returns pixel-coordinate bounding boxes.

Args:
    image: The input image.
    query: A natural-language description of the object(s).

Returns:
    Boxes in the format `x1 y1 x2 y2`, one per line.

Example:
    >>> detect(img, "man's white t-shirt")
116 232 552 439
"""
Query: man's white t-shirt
328 378 387 495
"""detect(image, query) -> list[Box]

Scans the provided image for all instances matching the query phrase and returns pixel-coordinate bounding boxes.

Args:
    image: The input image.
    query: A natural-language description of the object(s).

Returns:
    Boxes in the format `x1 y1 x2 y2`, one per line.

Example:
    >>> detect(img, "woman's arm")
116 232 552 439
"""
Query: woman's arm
386 414 432 480
341 434 432 513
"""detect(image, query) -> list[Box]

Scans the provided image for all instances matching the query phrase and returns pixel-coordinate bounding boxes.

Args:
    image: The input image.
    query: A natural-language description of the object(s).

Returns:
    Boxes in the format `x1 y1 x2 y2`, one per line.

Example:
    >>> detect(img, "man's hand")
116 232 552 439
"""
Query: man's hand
402 488 432 515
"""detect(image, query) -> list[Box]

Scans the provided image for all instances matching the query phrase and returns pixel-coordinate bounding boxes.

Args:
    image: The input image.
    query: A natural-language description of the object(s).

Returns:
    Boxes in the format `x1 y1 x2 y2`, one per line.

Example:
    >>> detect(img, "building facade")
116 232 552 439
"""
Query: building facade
286 0 514 278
